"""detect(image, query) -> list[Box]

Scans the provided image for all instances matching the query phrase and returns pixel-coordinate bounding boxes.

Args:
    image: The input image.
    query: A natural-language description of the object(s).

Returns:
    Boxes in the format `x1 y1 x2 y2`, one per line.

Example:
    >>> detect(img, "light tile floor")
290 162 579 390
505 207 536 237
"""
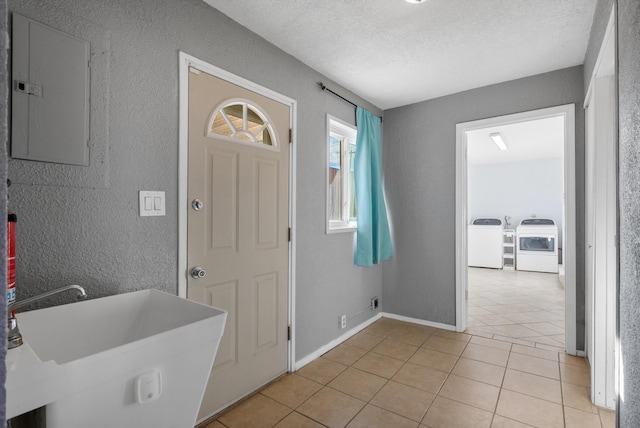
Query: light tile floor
200 318 614 428
467 267 566 351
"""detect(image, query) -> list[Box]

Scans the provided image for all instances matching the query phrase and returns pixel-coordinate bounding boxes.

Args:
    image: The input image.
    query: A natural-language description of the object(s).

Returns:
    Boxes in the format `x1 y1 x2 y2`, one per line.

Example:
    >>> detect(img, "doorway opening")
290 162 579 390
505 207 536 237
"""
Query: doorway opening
455 104 577 355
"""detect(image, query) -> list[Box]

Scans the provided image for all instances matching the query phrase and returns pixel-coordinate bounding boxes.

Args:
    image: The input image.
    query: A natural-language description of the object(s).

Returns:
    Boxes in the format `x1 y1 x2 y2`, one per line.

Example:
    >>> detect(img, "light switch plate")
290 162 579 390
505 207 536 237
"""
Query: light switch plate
139 191 165 217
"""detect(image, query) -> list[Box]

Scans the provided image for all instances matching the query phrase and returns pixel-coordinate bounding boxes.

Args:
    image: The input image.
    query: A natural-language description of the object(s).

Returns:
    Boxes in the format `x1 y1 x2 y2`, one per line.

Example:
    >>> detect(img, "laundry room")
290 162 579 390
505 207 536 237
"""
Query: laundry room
463 113 568 350
466 115 565 276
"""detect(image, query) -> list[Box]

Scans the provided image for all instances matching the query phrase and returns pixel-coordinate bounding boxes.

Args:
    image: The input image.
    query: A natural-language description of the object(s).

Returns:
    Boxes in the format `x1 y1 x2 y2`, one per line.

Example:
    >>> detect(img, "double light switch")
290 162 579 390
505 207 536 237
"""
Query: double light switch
139 191 166 217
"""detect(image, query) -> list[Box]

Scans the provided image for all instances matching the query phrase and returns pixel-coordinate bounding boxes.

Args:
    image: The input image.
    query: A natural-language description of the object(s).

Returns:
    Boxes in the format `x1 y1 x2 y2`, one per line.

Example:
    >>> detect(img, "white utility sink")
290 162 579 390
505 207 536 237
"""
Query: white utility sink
6 289 226 427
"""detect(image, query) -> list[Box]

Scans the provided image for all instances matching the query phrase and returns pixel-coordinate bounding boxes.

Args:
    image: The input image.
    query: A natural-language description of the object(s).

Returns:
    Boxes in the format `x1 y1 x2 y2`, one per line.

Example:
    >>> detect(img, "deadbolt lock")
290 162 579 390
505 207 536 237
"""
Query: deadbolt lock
192 199 204 211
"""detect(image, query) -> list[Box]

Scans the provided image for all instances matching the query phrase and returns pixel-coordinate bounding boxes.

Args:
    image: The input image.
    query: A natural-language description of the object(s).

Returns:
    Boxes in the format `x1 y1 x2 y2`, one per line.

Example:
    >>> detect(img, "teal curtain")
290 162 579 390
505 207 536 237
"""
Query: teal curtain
354 107 393 266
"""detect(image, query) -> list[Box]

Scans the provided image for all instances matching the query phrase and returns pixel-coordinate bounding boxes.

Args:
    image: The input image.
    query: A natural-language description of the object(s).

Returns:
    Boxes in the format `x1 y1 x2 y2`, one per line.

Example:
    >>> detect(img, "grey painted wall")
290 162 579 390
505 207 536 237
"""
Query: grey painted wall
7 0 382 362
618 1 640 426
468 157 564 248
381 66 586 350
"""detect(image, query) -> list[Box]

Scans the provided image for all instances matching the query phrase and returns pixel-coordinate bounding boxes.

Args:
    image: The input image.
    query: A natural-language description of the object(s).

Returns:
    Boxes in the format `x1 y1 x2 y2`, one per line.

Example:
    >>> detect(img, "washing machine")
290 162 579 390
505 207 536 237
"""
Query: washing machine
516 218 558 273
468 218 504 269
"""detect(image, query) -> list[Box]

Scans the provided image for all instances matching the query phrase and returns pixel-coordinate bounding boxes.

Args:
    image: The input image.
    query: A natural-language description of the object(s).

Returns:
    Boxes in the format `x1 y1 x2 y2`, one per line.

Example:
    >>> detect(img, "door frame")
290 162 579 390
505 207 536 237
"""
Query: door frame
584 4 617 408
455 104 577 355
177 52 298 372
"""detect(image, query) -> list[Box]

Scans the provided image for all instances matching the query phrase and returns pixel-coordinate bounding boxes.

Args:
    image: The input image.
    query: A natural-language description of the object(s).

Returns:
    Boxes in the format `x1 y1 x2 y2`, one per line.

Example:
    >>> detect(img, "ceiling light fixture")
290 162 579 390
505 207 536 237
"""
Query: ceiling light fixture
490 133 508 151
405 0 427 4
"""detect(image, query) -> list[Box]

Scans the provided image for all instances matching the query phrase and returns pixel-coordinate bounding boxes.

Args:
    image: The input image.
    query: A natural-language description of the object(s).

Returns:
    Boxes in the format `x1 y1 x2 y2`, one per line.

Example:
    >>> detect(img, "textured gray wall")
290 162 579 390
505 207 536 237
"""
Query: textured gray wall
381 67 586 350
7 0 382 361
1 0 8 423
618 1 640 426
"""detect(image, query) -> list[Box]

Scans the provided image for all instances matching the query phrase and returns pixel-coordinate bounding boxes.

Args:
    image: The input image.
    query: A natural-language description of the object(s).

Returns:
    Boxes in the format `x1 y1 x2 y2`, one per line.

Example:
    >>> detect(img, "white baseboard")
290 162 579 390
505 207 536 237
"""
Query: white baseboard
294 312 382 370
381 312 456 331
294 312 458 371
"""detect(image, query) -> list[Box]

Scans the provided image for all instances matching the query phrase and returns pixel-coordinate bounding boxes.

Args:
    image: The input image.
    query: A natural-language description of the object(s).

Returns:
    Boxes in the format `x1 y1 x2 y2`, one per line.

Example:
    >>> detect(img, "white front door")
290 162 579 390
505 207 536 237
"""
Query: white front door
186 68 291 420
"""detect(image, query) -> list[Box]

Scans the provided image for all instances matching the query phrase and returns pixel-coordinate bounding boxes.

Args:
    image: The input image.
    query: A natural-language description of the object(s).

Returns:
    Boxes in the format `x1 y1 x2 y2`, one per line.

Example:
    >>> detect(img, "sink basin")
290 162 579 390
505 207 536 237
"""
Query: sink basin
6 289 226 427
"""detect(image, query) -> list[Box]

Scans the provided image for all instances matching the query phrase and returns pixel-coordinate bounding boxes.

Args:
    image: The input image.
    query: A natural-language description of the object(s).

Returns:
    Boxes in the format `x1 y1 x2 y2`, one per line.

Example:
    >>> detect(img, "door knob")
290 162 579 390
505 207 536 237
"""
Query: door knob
191 266 207 279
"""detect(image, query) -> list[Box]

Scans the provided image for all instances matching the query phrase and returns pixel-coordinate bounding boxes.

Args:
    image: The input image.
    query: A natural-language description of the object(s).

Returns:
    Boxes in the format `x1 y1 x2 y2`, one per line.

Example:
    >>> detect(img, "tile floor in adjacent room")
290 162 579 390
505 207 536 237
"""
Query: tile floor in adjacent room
467 267 566 351
201 317 615 428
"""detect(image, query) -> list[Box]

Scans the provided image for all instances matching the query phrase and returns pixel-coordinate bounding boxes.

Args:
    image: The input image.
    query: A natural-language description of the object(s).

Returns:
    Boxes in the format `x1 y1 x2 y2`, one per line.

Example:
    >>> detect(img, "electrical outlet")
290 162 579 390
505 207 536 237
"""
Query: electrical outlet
339 314 347 329
371 296 379 310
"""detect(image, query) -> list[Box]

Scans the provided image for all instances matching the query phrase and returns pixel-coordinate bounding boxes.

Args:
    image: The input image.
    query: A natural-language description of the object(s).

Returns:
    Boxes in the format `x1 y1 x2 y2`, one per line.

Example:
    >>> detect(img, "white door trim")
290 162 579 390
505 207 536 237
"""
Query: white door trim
584 4 617 409
455 104 577 355
178 52 298 371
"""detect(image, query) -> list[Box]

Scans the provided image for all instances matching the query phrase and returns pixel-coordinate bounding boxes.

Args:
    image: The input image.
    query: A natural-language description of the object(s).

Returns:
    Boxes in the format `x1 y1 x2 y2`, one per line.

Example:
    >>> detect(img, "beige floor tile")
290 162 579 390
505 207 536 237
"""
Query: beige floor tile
422 396 493 428
296 387 365 428
409 347 459 372
352 351 404 378
510 344 558 361
296 357 348 385
502 369 562 403
599 408 616 428
529 335 565 348
261 374 323 408
422 335 468 356
534 342 564 353
365 320 401 337
491 335 538 348
468 306 494 316
492 324 542 339
392 362 448 393
559 353 589 368
273 411 326 428
560 362 590 387
564 406 603 428
438 374 500 412
462 343 510 367
473 314 516 326
346 404 419 428
370 380 435 422
388 329 432 347
218 394 291 428
500 312 546 324
490 415 535 427
561 382 598 413
520 322 565 336
507 353 560 380
372 338 419 361
470 336 512 351
345 331 386 351
451 357 505 387
430 329 472 343
495 389 564 428
465 326 504 337
327 367 387 401
323 344 368 366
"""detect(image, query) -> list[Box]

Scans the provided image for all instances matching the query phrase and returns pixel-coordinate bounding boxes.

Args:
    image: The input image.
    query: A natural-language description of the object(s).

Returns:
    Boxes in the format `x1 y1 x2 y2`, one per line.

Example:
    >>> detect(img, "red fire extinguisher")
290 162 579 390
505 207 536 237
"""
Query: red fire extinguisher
7 179 16 315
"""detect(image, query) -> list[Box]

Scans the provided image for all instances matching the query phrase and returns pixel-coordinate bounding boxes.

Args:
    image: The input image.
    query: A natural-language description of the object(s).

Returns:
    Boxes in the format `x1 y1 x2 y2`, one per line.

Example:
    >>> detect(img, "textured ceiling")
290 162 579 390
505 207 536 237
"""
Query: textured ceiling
203 0 597 110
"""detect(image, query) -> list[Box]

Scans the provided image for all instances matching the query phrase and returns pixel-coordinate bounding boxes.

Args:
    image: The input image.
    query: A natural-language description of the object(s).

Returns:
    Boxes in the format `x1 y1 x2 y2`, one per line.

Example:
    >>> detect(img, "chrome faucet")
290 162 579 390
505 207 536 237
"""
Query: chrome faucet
7 285 87 349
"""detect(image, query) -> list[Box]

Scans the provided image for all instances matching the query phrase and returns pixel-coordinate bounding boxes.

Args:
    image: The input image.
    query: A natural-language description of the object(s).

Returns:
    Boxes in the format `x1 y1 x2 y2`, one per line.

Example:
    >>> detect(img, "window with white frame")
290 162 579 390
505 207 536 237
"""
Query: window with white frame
327 115 357 233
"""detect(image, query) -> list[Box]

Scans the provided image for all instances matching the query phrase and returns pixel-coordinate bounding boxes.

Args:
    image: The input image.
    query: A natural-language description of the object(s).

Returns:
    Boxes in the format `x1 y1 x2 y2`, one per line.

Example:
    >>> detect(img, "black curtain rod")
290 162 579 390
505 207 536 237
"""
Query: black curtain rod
317 82 383 121
318 82 358 108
